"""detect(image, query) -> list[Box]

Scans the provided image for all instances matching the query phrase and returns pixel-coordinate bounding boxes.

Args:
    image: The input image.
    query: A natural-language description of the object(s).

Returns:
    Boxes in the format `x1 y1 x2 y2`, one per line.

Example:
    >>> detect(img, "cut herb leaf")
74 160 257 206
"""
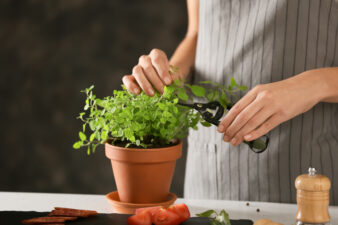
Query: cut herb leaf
197 209 231 225
219 210 231 225
196 210 216 217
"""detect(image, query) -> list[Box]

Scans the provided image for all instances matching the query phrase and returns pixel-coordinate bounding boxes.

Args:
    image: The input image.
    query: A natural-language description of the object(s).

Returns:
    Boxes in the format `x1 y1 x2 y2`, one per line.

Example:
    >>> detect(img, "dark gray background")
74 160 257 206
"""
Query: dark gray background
1 0 188 196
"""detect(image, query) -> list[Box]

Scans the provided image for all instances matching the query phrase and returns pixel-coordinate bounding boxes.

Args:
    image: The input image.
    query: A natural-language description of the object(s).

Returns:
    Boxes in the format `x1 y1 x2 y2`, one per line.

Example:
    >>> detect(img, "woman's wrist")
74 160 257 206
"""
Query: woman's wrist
298 68 338 103
300 69 328 104
169 35 198 80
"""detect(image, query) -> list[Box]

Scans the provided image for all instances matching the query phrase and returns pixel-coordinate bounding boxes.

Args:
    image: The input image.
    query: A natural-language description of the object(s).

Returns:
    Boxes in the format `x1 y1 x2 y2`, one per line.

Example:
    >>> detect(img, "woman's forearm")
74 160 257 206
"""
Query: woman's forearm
169 34 198 80
169 0 199 80
123 0 199 95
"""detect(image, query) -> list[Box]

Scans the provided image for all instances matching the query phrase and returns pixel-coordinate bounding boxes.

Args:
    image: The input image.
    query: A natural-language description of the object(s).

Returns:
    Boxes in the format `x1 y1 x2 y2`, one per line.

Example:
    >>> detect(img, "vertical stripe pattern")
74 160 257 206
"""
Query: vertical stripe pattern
184 0 338 204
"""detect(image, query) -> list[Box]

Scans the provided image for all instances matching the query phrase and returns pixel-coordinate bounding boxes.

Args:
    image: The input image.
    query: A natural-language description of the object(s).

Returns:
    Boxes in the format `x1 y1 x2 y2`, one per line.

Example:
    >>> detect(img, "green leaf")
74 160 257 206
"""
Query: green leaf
230 77 236 89
88 85 94 92
237 85 247 91
190 85 206 97
177 88 188 101
163 86 169 94
89 120 96 131
84 104 89 110
201 121 212 127
89 133 96 142
125 143 131 148
207 92 215 101
213 91 220 101
158 102 166 110
163 85 176 98
219 92 229 108
117 130 123 137
79 132 86 141
73 141 83 149
130 135 136 142
78 112 85 120
124 128 133 139
174 79 181 86
210 219 223 225
219 210 231 225
199 80 213 84
196 210 216 218
101 126 109 141
163 111 173 118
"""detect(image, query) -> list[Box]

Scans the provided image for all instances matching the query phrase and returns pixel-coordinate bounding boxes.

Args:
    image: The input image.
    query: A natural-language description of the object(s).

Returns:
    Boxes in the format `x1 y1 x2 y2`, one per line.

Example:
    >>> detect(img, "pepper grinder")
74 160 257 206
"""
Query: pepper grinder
295 167 331 225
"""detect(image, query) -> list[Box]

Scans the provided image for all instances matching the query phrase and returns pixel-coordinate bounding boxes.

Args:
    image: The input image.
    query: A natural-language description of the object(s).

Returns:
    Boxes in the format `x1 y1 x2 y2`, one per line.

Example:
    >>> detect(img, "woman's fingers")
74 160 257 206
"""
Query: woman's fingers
149 49 172 85
218 87 259 133
122 75 140 95
138 55 165 93
222 97 264 142
230 107 274 146
132 65 155 96
123 49 173 96
244 113 281 142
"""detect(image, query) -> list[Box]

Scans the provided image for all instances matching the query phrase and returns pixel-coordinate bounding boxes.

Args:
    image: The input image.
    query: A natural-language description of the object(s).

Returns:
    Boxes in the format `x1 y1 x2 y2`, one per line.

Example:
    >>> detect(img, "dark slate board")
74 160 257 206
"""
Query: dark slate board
0 211 253 225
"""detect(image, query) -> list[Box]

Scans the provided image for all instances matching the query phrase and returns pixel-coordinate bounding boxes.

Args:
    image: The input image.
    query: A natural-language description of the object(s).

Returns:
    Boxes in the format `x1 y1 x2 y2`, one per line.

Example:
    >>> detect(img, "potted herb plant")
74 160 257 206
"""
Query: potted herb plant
73 71 246 204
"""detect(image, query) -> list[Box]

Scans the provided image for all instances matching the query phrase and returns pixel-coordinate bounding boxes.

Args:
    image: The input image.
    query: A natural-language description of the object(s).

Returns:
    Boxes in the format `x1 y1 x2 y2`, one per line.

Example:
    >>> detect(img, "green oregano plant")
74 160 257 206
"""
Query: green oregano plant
73 68 247 154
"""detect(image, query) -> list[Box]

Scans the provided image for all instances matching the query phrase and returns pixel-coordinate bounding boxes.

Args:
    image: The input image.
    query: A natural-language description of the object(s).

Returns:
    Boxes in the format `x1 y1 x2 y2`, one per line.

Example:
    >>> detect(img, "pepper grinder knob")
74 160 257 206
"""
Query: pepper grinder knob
295 167 331 225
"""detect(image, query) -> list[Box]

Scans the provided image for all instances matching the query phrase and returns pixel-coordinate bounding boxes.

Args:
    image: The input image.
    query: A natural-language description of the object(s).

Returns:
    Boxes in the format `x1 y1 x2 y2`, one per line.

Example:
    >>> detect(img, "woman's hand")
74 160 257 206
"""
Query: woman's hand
122 49 180 96
217 71 326 146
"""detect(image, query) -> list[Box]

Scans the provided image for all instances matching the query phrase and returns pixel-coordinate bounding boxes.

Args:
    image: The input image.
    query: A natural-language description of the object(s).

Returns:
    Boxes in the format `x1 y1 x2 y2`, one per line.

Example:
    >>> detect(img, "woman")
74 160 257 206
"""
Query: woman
122 0 338 204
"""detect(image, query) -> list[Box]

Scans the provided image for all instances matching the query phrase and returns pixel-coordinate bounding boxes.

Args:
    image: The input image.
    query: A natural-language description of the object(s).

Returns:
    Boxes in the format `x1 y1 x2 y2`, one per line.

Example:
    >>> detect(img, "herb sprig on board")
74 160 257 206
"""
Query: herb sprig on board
73 69 247 154
197 209 231 225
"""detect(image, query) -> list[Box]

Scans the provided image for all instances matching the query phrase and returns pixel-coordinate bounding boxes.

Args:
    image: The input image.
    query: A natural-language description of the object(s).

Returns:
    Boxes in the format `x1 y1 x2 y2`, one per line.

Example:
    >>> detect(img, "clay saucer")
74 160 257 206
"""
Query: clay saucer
106 191 177 214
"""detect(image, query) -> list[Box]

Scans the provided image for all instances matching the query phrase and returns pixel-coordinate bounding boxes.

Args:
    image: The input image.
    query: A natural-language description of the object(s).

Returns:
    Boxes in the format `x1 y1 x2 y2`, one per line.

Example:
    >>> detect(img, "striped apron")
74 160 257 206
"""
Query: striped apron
184 0 338 204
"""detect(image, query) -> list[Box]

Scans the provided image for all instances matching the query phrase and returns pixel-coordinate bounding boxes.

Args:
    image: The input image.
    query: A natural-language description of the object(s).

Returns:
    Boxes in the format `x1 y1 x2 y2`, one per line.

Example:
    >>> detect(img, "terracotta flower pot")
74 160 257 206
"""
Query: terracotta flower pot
105 141 182 204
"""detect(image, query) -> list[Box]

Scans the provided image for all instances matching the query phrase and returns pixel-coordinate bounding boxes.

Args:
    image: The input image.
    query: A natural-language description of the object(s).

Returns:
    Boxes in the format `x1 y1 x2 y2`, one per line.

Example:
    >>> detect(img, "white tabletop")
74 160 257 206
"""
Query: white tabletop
1 192 337 224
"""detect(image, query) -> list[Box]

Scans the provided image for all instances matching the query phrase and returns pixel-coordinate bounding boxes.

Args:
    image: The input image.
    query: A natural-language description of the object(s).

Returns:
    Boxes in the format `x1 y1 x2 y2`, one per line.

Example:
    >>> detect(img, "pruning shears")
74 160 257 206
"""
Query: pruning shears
178 101 269 153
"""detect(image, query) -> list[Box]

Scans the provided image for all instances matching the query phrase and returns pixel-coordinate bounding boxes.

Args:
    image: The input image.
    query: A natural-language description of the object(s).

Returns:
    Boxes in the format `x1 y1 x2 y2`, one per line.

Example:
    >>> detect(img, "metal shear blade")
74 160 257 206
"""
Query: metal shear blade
178 101 224 126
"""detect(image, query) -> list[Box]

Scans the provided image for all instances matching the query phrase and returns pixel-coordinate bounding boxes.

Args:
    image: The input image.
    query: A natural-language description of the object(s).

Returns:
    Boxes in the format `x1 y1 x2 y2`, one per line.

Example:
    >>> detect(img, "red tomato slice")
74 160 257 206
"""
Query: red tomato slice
127 211 152 225
167 204 190 223
135 206 163 217
152 208 181 225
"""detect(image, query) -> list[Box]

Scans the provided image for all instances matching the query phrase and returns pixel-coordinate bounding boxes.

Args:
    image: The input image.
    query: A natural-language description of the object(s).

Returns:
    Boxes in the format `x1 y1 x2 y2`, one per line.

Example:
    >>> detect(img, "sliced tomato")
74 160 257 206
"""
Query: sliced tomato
152 208 181 225
167 203 190 223
135 206 163 217
126 211 152 225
